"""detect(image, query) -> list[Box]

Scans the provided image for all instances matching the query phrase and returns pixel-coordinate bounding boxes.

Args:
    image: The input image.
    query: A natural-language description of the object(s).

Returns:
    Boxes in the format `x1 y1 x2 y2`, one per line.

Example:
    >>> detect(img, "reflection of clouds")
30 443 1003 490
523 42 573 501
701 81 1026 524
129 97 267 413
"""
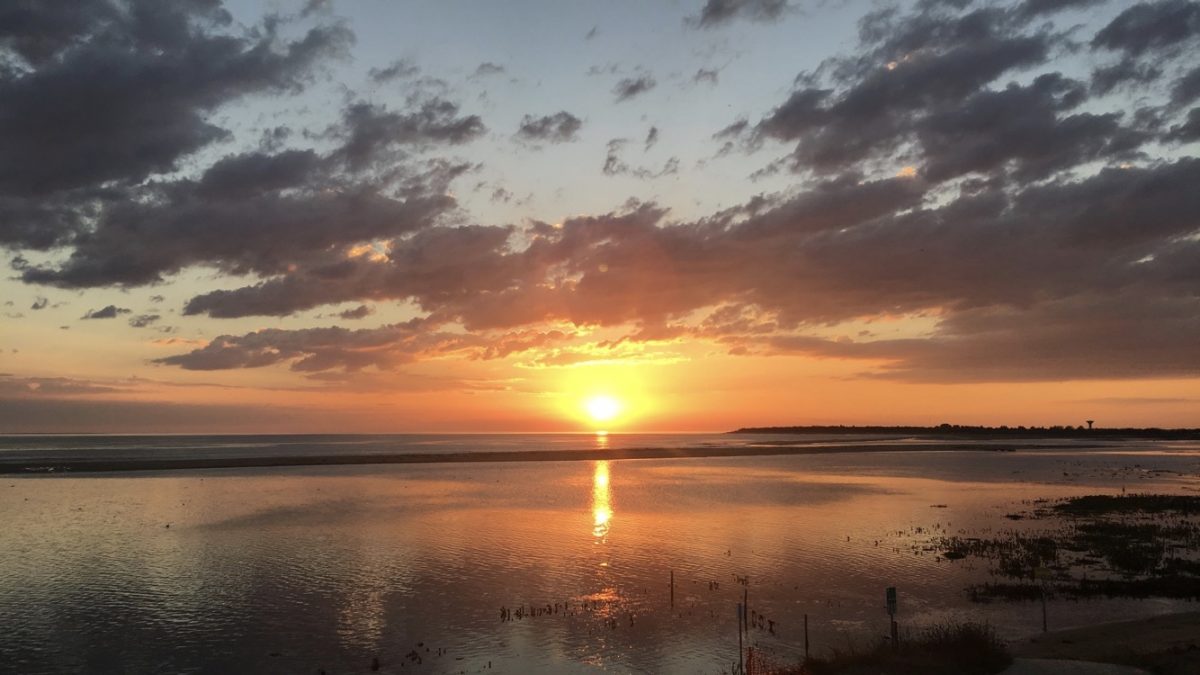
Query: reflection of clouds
592 460 612 540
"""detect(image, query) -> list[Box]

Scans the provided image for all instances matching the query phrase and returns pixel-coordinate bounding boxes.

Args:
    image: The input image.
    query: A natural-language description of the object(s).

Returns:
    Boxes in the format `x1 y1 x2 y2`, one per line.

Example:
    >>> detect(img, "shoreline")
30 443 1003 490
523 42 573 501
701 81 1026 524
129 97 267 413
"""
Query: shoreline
0 440 1080 475
1011 611 1200 672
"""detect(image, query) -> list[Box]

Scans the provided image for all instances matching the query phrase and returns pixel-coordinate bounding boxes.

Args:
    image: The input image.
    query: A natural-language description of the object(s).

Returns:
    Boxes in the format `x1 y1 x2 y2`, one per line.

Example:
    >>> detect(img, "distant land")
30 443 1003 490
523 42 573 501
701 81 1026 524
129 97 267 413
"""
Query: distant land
731 424 1200 440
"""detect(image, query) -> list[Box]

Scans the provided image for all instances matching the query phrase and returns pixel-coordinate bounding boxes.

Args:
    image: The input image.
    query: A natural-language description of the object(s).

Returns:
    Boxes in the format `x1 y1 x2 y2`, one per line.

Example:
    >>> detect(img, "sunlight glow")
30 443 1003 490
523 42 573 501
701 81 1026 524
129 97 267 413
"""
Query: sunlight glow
585 395 622 422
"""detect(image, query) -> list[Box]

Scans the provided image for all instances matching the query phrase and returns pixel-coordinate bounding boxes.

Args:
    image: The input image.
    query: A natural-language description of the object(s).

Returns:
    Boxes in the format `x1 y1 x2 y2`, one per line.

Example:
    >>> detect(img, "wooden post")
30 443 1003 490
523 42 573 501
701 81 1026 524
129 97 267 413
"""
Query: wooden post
737 602 744 674
887 586 898 651
1041 587 1047 633
804 613 809 661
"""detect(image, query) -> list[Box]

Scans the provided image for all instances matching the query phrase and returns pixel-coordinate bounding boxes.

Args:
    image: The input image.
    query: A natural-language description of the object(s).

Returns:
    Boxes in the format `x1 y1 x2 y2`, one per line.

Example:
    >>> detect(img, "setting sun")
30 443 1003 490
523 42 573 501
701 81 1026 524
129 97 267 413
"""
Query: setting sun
584 395 622 423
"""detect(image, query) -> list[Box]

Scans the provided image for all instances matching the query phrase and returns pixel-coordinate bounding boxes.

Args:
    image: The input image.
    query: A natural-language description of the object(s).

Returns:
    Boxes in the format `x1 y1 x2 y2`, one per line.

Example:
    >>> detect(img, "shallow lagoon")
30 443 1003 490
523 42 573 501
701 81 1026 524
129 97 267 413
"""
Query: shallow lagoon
2 436 1198 673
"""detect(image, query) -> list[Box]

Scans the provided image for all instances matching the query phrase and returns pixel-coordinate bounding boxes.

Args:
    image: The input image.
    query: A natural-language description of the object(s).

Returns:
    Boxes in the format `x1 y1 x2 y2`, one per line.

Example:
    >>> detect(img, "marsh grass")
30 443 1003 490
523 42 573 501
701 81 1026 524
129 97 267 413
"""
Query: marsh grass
792 622 1011 675
928 494 1200 601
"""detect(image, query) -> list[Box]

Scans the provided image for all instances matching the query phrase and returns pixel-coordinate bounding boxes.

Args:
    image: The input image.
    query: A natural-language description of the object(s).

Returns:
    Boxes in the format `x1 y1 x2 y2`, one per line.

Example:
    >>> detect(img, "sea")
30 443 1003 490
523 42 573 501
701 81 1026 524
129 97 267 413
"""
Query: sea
1 433 1198 674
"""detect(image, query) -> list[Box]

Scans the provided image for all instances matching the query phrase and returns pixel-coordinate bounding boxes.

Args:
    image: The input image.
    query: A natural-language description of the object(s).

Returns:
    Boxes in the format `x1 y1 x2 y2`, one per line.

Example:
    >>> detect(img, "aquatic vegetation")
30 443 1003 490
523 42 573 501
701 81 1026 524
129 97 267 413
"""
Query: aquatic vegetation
926 494 1200 602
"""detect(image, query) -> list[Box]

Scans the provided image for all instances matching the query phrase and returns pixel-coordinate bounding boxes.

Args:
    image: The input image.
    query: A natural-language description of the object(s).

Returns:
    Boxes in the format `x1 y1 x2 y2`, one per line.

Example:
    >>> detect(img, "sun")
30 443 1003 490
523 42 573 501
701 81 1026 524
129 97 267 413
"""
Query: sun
584 395 622 423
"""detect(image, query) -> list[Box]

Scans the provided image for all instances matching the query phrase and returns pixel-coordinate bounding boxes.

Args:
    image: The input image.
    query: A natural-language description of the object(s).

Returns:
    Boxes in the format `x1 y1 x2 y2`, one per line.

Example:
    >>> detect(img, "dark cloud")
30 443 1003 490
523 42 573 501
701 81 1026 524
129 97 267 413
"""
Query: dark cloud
1091 0 1200 56
752 6 1063 173
693 68 720 85
515 111 583 143
1090 60 1163 95
1165 107 1200 141
166 157 1200 381
644 126 659 151
332 100 486 171
128 313 161 328
0 2 350 198
1171 65 1200 106
82 305 132 319
30 296 47 310
613 75 656 102
369 58 419 83
16 92 485 288
337 304 374 320
1015 0 1106 19
0 0 350 252
687 0 788 28
915 74 1141 182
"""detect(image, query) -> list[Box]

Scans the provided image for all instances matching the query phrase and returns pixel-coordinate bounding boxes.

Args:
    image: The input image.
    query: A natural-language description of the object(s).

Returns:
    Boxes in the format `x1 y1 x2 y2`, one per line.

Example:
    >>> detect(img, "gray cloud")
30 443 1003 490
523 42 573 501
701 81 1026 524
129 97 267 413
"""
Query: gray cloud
687 0 788 28
644 126 659 151
82 305 131 319
516 111 583 143
751 6 1065 174
128 313 161 328
369 58 419 83
602 139 680 178
613 75 656 102
1091 0 1200 56
0 1 351 200
337 304 374 320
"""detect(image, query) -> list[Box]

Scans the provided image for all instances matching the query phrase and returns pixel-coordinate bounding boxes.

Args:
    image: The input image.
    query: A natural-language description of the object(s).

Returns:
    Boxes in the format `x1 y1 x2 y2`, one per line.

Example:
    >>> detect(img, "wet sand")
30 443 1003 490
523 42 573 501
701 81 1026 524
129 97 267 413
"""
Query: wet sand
0 440 1082 474
1011 612 1200 674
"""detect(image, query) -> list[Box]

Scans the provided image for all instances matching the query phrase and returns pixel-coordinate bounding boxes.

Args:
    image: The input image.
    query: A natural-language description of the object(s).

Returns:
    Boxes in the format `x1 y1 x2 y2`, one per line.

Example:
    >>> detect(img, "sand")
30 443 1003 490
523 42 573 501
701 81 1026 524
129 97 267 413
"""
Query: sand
0 440 1079 474
1010 612 1200 674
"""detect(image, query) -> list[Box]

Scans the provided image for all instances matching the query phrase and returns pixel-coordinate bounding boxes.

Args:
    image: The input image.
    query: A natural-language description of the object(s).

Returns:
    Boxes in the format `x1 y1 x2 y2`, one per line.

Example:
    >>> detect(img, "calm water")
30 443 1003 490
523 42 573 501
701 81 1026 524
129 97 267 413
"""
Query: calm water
2 434 1199 674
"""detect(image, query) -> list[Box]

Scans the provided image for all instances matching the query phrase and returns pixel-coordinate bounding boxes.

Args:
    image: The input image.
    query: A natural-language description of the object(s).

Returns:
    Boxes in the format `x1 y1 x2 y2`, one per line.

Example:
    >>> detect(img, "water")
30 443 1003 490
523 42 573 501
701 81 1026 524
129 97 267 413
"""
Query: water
1 434 1198 673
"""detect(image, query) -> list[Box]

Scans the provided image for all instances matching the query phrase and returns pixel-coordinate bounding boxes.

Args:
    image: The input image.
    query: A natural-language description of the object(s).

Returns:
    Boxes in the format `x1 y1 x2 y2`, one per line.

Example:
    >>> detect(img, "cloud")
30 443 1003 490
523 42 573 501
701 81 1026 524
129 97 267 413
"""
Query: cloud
369 58 419 83
0 374 125 396
0 0 351 252
155 320 572 372
332 100 486 171
687 0 789 28
1171 65 1200 106
81 305 131 319
602 139 680 178
337 304 374 320
1165 107 1200 141
128 314 161 328
644 126 659 151
1091 0 1200 56
613 75 656 102
5 0 1200 389
693 68 720 85
30 297 47 310
16 95 484 288
515 111 583 143
472 62 506 77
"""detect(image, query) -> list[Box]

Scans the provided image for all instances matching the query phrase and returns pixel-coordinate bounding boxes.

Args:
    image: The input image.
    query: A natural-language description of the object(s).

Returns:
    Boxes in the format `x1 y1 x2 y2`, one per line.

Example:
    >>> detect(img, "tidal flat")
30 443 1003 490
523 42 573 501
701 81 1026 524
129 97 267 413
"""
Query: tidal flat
2 435 1198 673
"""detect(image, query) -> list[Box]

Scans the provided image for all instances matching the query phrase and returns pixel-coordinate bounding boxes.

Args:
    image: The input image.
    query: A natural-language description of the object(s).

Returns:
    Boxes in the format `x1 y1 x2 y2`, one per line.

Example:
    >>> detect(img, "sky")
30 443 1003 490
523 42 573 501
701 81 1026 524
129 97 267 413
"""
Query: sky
1 0 1198 433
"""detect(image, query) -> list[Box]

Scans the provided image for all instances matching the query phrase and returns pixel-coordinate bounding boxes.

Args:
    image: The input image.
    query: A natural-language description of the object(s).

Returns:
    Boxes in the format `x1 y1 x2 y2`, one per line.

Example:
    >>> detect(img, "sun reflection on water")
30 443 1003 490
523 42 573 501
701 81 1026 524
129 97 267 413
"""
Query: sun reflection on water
592 460 612 540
